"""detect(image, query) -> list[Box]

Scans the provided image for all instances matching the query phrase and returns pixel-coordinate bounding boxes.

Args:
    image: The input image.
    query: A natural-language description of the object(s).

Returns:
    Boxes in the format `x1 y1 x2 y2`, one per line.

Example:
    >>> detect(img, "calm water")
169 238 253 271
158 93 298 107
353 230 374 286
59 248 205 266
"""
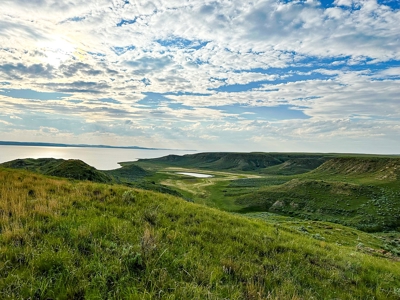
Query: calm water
0 146 197 170
176 172 213 178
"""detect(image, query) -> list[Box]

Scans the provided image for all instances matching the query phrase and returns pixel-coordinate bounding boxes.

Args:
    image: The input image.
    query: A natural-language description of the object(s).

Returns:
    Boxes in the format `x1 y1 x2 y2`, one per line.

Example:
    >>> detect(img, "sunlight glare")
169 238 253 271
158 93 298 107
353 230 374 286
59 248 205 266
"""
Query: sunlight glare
40 37 76 67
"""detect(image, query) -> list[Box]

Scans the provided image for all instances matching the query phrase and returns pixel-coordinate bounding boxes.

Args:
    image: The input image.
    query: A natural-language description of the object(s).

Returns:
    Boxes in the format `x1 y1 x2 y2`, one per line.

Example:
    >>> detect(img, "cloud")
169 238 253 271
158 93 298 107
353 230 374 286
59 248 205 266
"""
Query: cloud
0 63 55 79
44 81 110 93
334 0 353 7
0 0 399 152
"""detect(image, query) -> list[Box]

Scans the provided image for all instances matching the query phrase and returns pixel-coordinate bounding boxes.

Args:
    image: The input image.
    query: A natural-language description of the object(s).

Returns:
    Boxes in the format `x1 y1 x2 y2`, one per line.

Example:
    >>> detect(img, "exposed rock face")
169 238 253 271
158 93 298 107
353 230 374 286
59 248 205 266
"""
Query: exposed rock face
271 200 284 210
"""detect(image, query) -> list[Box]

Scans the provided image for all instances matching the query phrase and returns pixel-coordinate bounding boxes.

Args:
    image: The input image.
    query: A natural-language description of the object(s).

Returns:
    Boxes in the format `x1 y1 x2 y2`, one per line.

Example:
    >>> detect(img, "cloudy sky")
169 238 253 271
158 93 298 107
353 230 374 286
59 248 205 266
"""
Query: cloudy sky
0 0 399 153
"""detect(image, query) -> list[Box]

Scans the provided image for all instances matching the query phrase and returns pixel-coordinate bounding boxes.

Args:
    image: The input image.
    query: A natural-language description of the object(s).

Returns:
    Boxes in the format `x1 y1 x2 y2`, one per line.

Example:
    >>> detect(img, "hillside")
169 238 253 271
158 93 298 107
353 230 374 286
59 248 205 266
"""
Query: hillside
129 153 400 233
235 179 400 231
0 158 112 183
232 157 400 232
135 152 331 175
3 154 400 234
312 157 400 180
0 167 399 299
105 163 150 182
0 158 183 197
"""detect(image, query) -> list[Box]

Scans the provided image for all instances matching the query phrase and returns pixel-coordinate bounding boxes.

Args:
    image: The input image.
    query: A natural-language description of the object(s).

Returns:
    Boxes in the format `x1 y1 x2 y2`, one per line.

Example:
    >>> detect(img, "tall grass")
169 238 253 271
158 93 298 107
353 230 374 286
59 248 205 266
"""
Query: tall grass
0 167 399 299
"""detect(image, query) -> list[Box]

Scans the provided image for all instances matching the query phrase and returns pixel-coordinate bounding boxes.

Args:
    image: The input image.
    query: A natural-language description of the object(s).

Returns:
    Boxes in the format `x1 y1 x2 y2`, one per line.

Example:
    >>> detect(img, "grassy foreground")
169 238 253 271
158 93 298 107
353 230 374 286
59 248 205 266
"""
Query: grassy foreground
1 168 400 299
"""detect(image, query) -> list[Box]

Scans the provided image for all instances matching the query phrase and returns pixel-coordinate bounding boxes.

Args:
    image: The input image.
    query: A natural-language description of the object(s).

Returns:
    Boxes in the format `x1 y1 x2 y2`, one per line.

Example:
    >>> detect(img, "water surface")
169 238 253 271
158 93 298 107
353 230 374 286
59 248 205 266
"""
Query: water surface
0 145 197 170
176 172 213 178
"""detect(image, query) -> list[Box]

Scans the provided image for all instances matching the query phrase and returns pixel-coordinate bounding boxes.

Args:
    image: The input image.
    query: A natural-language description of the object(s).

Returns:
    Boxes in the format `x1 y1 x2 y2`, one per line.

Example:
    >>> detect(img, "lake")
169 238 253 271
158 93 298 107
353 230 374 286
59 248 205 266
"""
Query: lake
176 172 213 178
0 145 197 170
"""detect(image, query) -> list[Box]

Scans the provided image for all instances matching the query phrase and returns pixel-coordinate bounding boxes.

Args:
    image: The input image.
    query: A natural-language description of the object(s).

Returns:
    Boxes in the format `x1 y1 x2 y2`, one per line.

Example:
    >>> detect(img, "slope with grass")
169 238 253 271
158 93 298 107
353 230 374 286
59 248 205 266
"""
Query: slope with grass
311 157 400 180
234 157 400 232
1 168 400 299
128 154 400 233
105 163 150 182
136 152 331 175
1 158 112 183
0 158 183 197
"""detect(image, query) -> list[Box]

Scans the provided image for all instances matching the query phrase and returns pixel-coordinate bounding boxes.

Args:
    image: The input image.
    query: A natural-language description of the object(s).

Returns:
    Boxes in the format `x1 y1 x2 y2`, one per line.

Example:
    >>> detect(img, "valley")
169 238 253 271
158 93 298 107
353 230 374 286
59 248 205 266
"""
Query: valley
3 153 400 233
1 152 400 298
130 153 400 233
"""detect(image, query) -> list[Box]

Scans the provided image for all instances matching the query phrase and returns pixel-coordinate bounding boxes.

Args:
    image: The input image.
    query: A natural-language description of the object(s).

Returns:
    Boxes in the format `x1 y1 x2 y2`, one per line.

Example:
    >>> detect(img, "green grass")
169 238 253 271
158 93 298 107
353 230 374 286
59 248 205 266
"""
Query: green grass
0 158 184 198
105 163 150 182
128 154 400 233
0 158 112 183
232 157 400 232
4 154 400 234
234 179 400 229
134 152 334 174
1 167 400 299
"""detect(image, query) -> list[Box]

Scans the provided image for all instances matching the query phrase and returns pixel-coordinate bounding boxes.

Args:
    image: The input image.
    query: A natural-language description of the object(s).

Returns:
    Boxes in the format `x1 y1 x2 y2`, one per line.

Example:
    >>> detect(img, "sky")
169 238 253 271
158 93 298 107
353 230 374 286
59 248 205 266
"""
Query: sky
0 0 399 153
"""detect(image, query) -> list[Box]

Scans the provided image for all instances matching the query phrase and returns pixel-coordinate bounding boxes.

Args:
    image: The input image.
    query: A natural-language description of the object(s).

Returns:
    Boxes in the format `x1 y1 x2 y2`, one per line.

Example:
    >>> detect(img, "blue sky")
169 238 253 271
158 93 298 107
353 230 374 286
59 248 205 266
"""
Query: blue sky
0 0 399 153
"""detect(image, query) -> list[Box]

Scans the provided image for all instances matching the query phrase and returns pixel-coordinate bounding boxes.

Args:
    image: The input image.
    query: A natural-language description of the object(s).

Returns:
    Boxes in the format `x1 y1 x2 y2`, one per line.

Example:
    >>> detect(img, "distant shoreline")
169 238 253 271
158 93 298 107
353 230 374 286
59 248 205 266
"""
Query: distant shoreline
0 141 194 151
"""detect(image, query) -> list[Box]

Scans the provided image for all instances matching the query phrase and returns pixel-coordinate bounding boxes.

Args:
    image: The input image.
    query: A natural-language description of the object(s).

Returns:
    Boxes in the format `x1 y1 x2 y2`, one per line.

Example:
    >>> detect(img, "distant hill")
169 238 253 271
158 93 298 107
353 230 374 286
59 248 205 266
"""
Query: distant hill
104 164 183 197
0 158 112 183
312 157 400 180
105 163 150 181
0 140 163 150
137 152 332 174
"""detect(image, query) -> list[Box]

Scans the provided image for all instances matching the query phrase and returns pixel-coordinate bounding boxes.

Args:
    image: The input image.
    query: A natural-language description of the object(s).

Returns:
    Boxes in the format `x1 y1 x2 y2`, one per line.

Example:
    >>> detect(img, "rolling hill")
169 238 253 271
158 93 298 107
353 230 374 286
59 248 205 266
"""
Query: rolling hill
135 152 332 174
0 158 112 183
131 153 400 233
0 167 399 299
0 158 184 198
233 157 400 232
311 157 400 180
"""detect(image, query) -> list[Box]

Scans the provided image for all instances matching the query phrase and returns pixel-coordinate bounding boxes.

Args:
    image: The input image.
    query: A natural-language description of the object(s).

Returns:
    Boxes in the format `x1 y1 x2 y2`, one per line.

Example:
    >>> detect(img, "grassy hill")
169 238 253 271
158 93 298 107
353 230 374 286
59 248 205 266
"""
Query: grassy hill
232 157 400 232
0 167 399 299
105 163 150 182
127 153 400 234
235 179 400 231
312 157 400 180
0 158 112 183
137 152 331 175
0 158 183 197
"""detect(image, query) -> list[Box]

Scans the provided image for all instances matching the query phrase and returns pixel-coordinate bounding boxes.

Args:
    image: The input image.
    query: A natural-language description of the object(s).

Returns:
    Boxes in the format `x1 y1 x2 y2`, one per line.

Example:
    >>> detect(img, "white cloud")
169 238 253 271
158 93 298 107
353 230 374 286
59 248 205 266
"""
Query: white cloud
0 0 399 152
334 0 353 7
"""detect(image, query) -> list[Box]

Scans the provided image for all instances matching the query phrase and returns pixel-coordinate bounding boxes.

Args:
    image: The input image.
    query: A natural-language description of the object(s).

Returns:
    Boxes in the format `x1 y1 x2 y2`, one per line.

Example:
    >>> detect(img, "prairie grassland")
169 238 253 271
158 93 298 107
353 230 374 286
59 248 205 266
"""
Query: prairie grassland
0 167 400 299
132 156 400 233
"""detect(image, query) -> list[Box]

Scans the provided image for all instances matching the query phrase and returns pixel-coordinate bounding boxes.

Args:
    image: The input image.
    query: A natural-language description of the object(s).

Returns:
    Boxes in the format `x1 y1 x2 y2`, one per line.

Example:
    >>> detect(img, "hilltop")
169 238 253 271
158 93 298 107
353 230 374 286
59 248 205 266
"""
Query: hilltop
0 167 399 299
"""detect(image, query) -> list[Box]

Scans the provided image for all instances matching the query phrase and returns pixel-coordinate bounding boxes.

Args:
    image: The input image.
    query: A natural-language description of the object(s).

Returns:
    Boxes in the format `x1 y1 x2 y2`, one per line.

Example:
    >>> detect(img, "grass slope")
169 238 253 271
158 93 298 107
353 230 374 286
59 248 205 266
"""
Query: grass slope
0 158 112 183
1 168 400 299
128 154 400 234
105 164 150 182
0 158 182 198
234 157 400 232
312 157 400 180
137 152 331 175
